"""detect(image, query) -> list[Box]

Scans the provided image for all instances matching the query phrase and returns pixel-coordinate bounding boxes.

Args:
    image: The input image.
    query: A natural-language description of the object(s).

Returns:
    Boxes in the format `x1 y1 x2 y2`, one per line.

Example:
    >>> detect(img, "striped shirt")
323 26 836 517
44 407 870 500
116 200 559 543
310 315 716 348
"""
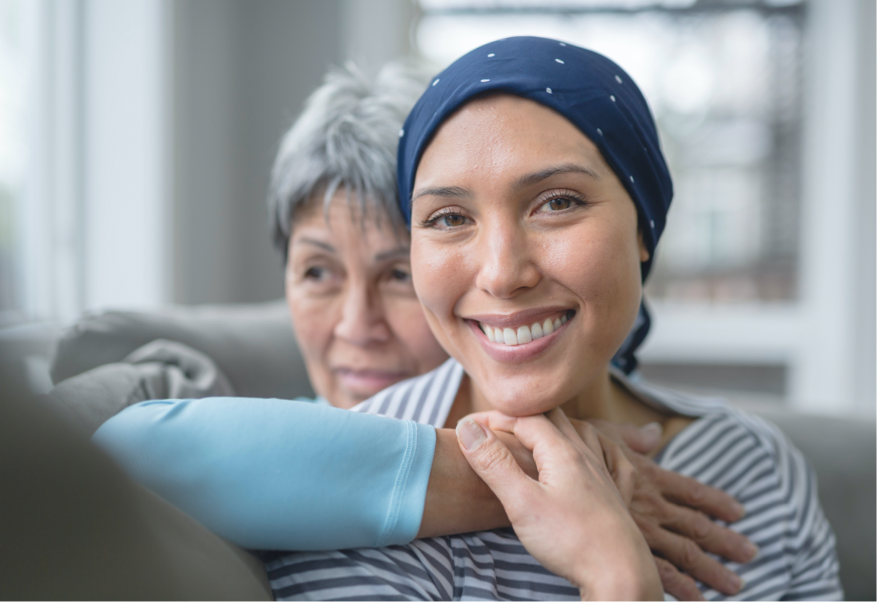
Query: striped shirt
265 358 842 601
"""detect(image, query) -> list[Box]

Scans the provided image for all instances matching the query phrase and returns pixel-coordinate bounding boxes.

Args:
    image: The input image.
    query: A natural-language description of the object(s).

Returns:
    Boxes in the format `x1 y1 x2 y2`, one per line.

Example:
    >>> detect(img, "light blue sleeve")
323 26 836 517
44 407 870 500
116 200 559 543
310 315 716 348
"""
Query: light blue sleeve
92 398 436 551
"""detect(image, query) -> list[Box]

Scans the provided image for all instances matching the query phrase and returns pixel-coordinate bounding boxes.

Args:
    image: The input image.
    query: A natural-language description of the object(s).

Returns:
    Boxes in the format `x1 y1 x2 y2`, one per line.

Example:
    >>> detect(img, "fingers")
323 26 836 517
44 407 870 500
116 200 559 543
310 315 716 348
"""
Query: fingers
659 470 746 523
638 519 743 596
590 419 663 455
455 417 536 514
596 433 636 506
662 506 758 564
555 411 604 458
467 411 517 434
653 557 705 602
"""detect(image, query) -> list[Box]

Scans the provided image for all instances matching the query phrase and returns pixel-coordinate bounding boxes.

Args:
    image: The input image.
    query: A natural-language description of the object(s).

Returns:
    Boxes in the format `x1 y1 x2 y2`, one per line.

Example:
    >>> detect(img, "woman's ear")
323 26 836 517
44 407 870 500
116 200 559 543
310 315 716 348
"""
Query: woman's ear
637 231 650 262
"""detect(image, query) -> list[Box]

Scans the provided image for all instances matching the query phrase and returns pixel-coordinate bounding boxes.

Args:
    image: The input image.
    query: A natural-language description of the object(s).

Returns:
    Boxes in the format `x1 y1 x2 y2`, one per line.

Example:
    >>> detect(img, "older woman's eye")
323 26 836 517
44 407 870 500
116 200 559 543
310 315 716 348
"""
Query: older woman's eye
390 268 411 282
304 266 329 280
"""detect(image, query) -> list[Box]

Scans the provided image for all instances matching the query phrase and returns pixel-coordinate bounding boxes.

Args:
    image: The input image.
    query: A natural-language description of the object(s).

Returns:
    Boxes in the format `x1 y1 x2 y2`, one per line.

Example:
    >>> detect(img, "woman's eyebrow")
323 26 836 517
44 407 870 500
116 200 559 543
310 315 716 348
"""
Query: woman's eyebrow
411 185 469 202
296 238 336 253
374 247 410 262
513 163 601 190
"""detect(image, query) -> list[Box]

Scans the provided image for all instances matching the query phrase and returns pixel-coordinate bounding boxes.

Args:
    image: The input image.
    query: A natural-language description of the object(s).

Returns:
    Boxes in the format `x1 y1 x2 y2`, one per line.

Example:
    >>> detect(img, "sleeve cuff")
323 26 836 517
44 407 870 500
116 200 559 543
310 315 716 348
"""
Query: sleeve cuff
376 422 436 546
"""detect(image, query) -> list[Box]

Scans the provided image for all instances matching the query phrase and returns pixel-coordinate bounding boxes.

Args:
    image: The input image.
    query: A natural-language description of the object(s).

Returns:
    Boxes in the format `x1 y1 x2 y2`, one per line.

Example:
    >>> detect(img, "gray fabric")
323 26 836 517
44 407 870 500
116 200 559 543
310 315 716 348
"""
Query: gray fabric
0 371 272 600
49 339 235 436
51 299 313 400
751 408 876 602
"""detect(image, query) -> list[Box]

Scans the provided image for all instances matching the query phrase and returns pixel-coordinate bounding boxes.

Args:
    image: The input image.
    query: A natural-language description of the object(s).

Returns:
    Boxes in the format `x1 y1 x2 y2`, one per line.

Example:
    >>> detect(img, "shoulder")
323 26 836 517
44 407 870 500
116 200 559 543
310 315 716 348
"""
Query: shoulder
648 395 841 599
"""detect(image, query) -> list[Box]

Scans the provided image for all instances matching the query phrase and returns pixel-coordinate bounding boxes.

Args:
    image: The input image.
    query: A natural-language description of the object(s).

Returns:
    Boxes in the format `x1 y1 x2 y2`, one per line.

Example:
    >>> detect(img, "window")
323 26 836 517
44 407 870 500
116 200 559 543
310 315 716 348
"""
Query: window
0 0 35 324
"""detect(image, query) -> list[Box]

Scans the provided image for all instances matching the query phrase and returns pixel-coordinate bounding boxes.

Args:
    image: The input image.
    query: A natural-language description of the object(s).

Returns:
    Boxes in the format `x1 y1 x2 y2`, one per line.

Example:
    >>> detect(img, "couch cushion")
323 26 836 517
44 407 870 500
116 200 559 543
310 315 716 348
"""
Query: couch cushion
51 300 313 400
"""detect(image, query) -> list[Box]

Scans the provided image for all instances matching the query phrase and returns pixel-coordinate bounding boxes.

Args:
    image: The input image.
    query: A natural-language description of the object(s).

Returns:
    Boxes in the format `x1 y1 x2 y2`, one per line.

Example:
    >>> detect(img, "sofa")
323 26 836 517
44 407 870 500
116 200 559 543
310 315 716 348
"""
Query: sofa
39 300 877 600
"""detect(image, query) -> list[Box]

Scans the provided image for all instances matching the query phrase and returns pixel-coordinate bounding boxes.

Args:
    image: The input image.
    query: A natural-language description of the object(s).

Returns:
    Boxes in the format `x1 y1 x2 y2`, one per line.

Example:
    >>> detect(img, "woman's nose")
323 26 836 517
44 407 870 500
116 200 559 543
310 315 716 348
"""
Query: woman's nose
333 283 392 345
474 221 541 298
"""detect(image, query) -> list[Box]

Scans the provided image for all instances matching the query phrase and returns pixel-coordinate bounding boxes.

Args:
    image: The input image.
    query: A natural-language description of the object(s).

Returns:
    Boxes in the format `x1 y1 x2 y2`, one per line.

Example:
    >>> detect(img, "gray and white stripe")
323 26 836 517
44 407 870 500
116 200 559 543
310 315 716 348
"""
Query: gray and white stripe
267 358 841 601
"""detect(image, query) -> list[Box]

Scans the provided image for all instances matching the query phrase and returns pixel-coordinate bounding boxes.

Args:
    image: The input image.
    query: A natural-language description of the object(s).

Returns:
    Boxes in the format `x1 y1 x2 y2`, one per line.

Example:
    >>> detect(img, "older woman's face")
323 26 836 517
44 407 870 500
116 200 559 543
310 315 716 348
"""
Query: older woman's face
286 192 448 408
410 95 648 416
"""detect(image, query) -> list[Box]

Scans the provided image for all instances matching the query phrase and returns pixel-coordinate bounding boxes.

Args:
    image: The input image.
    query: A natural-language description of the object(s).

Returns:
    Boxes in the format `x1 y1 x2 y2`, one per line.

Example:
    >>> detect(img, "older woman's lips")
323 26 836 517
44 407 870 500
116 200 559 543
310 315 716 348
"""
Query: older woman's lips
334 368 410 394
466 310 574 363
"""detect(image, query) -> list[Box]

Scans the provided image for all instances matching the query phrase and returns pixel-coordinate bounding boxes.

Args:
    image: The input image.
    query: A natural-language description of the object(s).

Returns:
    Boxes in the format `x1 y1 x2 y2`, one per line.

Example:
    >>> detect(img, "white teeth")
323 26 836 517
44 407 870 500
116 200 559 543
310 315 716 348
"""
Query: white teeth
517 325 532 344
542 318 554 335
483 313 572 346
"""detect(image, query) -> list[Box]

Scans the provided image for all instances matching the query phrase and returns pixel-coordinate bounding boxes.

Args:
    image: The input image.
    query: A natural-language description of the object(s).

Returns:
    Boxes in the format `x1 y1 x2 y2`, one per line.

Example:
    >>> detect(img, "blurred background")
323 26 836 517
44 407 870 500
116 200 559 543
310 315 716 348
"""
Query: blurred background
0 0 873 415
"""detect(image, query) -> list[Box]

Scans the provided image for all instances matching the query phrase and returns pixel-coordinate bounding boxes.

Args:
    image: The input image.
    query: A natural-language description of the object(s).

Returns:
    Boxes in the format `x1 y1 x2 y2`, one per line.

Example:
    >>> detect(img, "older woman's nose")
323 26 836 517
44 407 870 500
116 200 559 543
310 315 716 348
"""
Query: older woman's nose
333 283 392 345
474 222 541 299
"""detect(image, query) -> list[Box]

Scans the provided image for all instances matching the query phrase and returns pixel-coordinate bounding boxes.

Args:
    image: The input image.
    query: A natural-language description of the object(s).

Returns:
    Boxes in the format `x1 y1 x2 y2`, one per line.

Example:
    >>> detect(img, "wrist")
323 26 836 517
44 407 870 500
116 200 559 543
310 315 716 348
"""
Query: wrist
572 521 663 601
578 566 657 601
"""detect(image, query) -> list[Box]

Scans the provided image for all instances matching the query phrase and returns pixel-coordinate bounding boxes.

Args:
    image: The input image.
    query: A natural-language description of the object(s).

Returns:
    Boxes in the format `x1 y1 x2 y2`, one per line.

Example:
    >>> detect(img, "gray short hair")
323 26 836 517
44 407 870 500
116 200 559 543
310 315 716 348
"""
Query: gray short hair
268 61 429 262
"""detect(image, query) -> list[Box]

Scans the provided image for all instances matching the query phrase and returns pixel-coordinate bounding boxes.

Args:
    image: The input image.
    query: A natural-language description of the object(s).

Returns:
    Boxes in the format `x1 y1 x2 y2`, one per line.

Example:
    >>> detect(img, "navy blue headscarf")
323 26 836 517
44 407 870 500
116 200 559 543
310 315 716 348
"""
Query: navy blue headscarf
396 37 673 373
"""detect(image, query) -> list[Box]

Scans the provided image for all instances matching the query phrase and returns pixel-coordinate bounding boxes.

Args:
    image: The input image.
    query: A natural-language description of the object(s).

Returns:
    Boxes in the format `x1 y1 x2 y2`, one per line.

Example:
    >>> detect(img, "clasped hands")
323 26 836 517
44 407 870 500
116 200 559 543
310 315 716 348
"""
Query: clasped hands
456 409 757 601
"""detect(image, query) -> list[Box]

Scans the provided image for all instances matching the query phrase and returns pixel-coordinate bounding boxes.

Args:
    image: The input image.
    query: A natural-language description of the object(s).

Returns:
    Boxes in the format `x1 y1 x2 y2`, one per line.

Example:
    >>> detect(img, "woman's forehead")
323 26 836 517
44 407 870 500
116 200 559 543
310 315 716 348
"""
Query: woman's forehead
290 196 410 257
416 94 611 183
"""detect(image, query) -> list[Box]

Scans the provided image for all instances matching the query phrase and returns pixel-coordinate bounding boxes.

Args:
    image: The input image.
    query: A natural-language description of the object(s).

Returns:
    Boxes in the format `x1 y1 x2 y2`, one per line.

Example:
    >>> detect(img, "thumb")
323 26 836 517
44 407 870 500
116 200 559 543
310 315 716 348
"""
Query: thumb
456 417 534 511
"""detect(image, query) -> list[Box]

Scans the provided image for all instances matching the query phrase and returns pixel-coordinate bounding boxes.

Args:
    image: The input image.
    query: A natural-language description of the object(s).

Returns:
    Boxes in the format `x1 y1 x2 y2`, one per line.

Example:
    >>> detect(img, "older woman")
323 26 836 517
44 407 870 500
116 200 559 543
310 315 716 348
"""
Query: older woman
97 59 766 599
258 38 841 600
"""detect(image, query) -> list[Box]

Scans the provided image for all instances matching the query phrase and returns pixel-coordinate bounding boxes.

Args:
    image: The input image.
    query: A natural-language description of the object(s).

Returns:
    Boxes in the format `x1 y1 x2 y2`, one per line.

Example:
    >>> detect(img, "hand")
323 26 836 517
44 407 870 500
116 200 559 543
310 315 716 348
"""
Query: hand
581 419 758 600
456 409 662 601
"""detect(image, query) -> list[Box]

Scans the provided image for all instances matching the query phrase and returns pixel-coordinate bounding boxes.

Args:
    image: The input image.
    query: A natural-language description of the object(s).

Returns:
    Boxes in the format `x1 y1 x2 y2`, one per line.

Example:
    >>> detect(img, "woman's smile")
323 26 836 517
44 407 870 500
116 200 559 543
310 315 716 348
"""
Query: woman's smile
464 308 575 363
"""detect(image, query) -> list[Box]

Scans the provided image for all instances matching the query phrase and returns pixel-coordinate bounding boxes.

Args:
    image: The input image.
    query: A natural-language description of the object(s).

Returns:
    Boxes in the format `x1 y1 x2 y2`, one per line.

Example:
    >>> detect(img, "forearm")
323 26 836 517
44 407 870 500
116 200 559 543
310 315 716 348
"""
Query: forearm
417 429 535 538
93 398 435 551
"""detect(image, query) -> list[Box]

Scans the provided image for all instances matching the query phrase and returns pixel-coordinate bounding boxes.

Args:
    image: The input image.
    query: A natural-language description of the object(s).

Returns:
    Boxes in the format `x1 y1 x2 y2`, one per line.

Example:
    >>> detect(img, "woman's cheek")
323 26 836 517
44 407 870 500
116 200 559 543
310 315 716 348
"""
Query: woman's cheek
411 239 462 317
286 288 334 364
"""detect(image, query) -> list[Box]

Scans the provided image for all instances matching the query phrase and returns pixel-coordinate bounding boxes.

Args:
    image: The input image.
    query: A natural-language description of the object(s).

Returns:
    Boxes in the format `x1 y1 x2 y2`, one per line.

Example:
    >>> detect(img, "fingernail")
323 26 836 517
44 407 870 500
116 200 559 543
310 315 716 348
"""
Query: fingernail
640 422 663 445
733 501 747 518
744 542 759 560
727 572 743 593
457 418 487 451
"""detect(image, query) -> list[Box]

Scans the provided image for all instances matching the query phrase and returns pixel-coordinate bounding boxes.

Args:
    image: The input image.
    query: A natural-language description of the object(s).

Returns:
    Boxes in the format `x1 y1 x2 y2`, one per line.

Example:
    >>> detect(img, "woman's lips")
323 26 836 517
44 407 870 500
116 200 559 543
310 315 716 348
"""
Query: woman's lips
334 368 410 394
466 309 574 363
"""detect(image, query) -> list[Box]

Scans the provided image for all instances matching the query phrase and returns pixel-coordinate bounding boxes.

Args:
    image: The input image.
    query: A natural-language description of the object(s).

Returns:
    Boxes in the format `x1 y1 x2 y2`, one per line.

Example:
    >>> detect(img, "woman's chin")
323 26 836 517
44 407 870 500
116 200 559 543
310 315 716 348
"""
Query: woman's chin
482 388 563 418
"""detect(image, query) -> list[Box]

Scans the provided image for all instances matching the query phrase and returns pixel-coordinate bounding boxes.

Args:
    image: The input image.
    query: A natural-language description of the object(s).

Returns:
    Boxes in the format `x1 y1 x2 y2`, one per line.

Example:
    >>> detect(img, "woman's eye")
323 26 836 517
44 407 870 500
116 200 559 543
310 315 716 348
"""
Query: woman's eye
390 268 411 282
420 208 472 229
536 193 586 214
304 266 328 281
437 214 468 228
